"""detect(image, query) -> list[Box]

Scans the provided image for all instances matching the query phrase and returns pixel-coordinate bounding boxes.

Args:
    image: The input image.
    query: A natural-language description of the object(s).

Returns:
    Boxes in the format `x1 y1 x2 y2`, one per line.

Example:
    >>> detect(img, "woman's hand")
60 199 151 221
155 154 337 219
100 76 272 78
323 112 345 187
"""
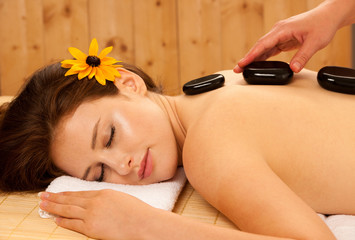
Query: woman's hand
39 189 155 240
234 1 342 73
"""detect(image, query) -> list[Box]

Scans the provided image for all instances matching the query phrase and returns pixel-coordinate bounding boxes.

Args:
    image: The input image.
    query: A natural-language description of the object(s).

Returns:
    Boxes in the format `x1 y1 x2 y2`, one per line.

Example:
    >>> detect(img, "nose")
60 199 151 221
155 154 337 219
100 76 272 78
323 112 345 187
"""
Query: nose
111 155 133 176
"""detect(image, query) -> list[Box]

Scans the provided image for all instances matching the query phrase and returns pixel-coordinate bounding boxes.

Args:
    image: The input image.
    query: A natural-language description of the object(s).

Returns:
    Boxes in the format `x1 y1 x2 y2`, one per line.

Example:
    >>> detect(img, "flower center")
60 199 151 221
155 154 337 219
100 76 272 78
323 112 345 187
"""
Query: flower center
86 56 101 67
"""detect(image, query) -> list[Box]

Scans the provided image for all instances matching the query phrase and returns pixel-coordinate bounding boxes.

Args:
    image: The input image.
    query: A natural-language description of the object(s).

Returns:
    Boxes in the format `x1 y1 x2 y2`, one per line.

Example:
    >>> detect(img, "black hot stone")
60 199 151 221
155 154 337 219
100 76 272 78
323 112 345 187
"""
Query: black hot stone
86 56 101 67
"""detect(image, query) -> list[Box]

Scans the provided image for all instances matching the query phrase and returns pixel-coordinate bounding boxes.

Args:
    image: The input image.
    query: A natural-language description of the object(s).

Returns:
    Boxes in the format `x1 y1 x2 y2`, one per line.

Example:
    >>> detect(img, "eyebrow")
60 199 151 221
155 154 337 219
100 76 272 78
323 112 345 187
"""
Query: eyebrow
91 118 101 150
83 118 100 180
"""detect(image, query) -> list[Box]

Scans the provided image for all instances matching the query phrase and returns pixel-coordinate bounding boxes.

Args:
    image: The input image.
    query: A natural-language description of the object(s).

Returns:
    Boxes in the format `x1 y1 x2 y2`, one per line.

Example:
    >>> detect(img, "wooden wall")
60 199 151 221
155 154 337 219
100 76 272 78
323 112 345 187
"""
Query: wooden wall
0 0 351 95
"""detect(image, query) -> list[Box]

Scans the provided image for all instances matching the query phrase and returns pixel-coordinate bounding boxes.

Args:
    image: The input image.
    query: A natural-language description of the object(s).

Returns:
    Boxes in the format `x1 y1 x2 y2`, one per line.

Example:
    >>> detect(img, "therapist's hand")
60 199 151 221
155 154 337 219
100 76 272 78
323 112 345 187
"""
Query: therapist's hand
234 4 339 73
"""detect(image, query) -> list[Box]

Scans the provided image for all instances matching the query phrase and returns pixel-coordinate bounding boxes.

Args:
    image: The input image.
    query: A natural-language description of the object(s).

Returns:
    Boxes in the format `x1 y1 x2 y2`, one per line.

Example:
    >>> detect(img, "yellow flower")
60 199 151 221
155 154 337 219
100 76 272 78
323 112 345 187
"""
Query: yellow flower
61 38 122 85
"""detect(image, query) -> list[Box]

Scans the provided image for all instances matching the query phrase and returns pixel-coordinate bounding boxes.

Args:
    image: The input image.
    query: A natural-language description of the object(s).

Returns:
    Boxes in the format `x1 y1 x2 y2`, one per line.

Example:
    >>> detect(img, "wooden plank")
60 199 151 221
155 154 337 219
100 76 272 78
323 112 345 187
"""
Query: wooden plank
0 0 34 95
308 25 351 71
220 0 264 70
178 0 222 83
134 0 179 95
88 0 134 64
43 0 89 64
263 0 307 31
24 0 45 79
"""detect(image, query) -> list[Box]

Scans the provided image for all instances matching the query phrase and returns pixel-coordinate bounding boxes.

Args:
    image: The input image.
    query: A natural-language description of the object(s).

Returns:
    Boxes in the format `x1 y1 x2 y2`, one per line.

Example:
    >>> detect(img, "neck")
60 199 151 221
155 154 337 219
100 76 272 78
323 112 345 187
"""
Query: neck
147 92 186 166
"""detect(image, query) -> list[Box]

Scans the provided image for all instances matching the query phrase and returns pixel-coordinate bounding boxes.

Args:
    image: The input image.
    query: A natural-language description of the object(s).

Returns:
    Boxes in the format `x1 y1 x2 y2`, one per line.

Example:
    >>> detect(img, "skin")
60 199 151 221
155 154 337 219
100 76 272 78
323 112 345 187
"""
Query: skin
40 68 355 239
234 0 355 73
51 70 180 185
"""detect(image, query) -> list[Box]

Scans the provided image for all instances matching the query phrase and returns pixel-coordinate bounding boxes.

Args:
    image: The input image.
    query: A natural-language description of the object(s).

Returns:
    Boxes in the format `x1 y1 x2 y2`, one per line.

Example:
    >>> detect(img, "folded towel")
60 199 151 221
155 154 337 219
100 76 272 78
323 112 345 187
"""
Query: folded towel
318 214 355 240
326 215 355 240
39 167 186 218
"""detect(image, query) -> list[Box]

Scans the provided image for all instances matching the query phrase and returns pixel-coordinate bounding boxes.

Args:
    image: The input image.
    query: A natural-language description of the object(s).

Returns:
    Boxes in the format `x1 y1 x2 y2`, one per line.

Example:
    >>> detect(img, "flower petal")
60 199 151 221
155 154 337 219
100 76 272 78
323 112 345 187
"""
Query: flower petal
95 67 106 85
89 38 99 56
98 46 113 59
61 59 82 67
61 59 81 64
71 63 89 71
101 57 120 65
99 66 115 81
61 63 74 68
88 67 96 79
64 68 80 76
101 65 121 78
68 47 87 61
78 66 92 80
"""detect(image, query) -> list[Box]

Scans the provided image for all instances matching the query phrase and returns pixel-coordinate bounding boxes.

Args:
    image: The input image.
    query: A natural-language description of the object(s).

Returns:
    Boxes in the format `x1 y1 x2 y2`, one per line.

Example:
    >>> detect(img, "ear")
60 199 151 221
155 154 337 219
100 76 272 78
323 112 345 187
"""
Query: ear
113 68 147 95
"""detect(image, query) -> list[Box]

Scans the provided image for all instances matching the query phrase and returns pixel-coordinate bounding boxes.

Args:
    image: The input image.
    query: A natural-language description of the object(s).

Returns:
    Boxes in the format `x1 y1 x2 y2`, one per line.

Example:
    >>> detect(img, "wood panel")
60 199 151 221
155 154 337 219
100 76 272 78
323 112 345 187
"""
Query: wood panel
0 0 352 96
178 0 222 83
220 0 265 69
0 0 30 95
134 0 179 95
89 0 134 64
43 0 89 63
24 0 46 81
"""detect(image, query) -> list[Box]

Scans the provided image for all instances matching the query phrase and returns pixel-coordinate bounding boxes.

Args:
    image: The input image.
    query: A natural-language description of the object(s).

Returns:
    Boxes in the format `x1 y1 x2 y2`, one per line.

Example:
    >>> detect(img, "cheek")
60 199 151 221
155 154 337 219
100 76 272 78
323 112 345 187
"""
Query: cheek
155 122 179 179
51 138 88 178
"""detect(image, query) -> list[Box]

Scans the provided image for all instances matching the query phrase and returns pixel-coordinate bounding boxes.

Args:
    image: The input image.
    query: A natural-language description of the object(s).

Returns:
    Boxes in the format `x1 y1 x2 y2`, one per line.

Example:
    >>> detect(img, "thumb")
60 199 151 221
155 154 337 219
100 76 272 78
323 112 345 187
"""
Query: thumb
290 40 319 73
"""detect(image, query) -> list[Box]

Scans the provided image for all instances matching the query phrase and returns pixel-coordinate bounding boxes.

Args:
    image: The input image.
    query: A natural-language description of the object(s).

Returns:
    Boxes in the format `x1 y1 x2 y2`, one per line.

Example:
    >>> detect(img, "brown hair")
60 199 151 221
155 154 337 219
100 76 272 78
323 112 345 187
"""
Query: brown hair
0 62 161 193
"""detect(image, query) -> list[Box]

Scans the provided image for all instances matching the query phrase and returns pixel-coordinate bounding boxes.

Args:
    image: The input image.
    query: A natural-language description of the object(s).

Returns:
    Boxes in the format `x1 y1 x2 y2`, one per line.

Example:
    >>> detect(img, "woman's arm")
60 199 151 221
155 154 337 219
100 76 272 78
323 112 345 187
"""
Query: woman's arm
40 189 328 240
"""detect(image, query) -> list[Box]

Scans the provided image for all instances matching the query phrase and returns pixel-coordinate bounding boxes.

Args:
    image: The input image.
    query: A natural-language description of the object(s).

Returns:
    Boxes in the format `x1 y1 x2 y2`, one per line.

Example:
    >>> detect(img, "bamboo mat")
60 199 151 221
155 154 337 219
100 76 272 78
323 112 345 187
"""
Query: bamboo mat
0 182 236 240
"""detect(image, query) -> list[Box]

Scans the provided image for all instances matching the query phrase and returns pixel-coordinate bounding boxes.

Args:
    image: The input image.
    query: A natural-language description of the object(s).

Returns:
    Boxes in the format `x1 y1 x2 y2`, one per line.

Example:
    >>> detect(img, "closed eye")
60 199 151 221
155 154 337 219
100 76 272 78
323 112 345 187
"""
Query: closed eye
106 126 115 148
96 163 105 182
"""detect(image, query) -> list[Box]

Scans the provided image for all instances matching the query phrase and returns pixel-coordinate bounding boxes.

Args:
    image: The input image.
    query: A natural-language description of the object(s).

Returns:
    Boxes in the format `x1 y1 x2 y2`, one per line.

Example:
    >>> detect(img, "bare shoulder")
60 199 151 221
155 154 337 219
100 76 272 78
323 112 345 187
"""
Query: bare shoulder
182 96 261 197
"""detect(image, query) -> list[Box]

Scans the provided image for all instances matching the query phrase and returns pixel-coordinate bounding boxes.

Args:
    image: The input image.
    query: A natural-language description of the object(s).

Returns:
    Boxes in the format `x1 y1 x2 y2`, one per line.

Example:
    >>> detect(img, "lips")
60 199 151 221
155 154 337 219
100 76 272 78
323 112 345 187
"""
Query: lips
138 149 153 180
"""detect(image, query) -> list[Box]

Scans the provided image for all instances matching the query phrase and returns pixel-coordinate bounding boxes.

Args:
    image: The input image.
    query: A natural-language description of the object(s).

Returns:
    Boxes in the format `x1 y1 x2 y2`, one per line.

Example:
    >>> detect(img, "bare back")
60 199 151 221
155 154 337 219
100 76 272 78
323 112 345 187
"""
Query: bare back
177 69 355 237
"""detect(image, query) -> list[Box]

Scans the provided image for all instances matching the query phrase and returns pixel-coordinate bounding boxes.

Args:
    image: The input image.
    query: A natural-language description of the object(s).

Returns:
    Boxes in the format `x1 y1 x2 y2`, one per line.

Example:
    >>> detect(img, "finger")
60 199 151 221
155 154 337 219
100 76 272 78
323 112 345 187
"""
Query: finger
237 31 285 69
40 190 99 201
234 47 280 73
254 47 281 62
276 38 301 52
290 40 319 73
233 65 243 73
234 45 269 72
60 190 100 198
40 192 90 209
55 217 87 235
40 200 86 219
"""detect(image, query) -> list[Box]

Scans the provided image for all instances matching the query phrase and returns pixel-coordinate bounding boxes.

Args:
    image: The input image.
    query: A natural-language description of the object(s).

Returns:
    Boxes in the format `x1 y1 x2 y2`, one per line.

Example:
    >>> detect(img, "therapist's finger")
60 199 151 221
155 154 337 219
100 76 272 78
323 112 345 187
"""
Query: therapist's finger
234 32 285 73
234 45 281 73
289 40 319 73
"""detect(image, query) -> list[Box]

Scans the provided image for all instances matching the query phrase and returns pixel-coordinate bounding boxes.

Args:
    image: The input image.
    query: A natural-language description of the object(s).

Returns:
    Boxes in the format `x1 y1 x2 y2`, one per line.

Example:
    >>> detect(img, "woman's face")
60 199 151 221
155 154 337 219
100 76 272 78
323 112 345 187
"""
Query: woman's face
51 87 179 185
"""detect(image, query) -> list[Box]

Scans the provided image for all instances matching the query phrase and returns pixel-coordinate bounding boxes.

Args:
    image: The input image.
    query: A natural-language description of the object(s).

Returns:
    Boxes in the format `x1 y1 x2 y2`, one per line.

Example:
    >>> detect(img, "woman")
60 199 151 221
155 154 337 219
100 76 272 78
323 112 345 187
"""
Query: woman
1 41 354 240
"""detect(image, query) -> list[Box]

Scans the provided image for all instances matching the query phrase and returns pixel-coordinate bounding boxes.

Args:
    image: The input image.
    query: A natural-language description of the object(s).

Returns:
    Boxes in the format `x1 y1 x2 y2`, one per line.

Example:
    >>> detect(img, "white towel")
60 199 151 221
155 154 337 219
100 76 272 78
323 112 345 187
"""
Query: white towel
39 167 186 218
318 214 355 240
